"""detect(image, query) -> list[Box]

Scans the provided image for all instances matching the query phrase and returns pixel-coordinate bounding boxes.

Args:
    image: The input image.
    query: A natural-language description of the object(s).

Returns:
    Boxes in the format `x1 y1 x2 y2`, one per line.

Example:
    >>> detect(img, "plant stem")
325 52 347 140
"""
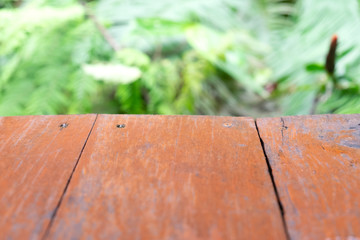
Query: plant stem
79 1 121 52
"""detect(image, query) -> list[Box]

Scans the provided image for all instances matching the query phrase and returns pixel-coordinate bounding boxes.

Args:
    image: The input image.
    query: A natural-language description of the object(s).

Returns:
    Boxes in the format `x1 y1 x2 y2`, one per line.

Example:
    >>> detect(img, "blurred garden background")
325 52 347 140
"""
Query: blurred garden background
1 0 360 117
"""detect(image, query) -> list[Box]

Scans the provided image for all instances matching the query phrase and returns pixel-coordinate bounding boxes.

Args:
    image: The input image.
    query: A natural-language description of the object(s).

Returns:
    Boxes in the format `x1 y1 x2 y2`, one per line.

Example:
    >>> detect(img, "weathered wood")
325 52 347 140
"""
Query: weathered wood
256 114 360 240
0 114 97 239
48 115 286 240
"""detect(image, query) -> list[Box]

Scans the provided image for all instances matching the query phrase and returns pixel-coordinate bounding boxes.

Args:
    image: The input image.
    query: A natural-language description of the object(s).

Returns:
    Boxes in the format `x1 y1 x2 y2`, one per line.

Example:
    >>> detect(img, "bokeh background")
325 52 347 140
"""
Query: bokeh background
1 0 360 117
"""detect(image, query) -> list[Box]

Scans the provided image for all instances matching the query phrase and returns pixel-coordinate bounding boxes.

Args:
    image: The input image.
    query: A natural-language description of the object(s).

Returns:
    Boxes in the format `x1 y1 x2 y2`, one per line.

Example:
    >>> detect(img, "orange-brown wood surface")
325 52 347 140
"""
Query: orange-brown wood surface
0 114 97 239
48 115 286 240
256 114 360 240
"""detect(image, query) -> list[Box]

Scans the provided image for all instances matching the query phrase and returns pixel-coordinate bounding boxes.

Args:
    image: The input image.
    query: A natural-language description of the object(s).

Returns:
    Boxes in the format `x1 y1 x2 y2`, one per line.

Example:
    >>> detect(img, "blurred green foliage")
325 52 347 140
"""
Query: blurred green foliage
0 0 359 116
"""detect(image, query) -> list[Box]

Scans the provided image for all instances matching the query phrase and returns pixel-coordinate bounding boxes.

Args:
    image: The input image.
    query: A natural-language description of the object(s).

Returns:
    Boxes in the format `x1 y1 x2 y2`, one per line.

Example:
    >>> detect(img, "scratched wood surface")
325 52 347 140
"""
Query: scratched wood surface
0 114 96 239
256 114 360 240
48 115 286 240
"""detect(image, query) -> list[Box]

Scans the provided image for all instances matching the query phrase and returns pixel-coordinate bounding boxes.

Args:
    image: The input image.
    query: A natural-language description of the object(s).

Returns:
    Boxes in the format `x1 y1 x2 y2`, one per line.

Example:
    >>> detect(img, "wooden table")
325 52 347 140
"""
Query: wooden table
0 114 359 240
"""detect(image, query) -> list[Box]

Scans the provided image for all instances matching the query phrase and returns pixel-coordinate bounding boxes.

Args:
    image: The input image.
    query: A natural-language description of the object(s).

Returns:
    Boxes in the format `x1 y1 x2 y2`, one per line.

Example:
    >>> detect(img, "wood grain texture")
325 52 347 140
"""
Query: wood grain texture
0 114 97 239
256 114 360 240
48 115 286 240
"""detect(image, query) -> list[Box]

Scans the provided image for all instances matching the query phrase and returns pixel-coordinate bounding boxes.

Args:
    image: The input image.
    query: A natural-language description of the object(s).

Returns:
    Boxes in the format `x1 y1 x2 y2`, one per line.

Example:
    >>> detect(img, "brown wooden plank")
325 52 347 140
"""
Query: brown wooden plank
256 114 360 240
48 115 286 240
0 114 97 239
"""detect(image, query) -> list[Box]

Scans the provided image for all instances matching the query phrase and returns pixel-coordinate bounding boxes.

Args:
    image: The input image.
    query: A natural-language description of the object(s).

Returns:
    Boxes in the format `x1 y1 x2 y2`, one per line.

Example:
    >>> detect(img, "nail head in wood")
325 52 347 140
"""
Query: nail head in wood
59 123 68 129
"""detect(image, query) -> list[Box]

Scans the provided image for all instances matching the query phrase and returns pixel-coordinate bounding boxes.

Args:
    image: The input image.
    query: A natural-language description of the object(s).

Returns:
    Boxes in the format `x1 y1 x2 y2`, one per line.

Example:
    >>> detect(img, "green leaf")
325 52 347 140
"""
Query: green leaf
185 24 230 60
338 46 355 60
115 48 151 68
134 17 190 36
305 63 324 72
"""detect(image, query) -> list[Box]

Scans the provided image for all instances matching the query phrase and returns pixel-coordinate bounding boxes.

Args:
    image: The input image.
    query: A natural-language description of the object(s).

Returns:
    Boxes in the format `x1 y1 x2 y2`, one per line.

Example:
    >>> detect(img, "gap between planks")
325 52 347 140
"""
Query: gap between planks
255 119 291 240
41 114 99 240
